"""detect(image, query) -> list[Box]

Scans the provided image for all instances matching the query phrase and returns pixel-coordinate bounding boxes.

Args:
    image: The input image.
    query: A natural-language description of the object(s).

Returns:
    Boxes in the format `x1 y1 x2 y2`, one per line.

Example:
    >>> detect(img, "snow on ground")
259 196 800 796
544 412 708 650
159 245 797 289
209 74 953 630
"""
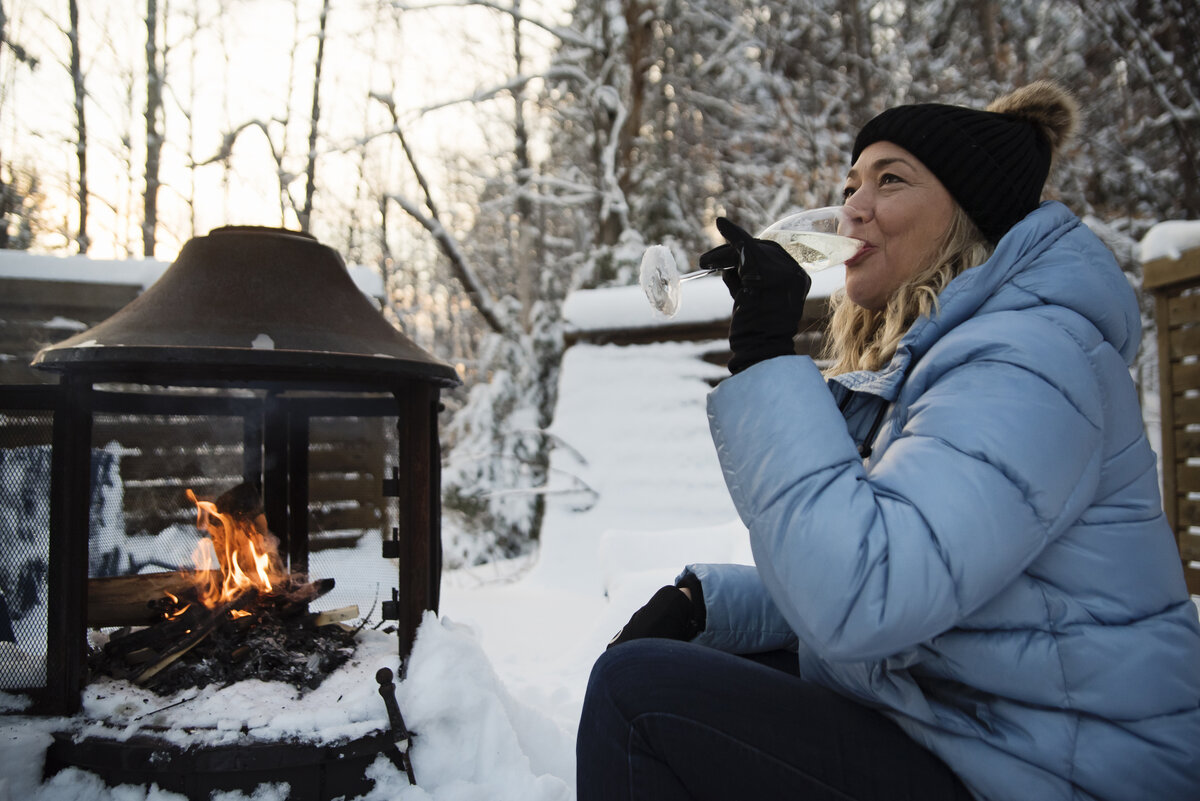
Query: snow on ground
0 336 747 801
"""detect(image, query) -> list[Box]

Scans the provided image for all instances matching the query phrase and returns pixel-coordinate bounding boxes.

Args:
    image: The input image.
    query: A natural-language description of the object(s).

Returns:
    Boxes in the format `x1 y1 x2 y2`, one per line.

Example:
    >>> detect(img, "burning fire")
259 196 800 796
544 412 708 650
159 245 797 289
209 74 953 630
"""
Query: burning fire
185 489 286 609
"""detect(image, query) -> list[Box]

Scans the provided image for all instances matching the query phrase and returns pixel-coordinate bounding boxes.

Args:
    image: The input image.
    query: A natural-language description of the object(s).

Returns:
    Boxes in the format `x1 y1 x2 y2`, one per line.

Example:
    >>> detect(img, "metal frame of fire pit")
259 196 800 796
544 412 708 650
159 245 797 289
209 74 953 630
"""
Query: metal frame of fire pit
40 375 445 710
1 227 459 733
0 383 84 713
0 226 461 798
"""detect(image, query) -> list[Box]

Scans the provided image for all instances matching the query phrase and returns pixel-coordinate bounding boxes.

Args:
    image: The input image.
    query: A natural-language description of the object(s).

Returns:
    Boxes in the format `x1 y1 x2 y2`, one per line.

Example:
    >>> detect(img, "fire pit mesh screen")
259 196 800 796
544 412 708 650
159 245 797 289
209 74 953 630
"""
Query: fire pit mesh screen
0 410 52 690
306 415 390 549
305 414 398 614
87 410 245 579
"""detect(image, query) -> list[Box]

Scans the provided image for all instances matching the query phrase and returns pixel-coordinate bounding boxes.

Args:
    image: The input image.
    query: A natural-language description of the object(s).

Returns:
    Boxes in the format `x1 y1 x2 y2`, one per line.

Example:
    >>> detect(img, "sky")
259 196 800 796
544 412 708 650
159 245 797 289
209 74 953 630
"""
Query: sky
1 0 567 259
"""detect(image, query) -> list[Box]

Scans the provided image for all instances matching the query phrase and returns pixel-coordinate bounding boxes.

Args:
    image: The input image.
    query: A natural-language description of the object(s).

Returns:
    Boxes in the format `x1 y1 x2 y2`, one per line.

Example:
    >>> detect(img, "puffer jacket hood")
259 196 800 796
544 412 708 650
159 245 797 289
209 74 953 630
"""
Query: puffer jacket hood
694 202 1200 800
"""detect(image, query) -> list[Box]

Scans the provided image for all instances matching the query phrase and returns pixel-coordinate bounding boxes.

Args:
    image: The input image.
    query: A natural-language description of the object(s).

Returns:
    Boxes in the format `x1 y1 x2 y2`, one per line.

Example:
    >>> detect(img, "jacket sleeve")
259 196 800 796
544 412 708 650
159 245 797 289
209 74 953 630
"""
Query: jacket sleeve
707 320 1104 662
676 563 799 654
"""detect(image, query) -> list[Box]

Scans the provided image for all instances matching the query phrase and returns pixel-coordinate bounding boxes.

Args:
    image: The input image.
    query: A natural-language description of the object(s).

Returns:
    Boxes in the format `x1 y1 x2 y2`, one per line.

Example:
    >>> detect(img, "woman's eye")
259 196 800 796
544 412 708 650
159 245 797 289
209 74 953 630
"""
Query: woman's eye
880 173 903 186
842 185 857 200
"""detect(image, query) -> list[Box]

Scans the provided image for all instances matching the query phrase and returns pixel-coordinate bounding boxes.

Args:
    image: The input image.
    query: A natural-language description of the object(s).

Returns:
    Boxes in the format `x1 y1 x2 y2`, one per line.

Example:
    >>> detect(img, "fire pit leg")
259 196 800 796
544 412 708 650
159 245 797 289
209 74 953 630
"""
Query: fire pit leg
375 667 417 785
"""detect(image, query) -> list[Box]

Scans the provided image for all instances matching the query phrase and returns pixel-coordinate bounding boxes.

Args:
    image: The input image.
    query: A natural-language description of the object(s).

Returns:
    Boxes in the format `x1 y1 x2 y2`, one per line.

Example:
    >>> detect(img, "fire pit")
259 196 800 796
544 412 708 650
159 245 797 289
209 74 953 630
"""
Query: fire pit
0 226 459 797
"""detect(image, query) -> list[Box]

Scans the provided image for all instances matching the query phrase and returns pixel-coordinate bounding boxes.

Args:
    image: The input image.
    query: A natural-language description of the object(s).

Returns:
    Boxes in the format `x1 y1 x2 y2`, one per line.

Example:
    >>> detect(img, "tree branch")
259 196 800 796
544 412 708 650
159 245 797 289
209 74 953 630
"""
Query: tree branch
387 0 597 51
389 193 509 335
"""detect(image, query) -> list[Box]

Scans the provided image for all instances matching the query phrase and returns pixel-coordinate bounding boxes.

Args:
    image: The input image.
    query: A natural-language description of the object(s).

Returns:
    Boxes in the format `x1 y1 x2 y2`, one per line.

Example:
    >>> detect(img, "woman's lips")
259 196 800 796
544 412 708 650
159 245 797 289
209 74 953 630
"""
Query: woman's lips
845 242 875 268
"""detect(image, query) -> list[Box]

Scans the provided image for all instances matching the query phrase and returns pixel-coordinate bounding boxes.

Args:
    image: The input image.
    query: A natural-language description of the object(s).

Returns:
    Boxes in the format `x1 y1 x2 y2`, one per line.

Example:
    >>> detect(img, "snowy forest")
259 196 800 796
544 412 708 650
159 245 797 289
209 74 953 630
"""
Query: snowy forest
2 0 1198 564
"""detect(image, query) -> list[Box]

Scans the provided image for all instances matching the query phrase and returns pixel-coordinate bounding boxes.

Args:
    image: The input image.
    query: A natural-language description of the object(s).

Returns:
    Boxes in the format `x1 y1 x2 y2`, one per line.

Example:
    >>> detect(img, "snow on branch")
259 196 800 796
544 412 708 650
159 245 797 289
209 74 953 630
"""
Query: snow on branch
418 65 591 114
1084 0 1200 123
1103 0 1200 112
596 85 630 223
195 119 279 167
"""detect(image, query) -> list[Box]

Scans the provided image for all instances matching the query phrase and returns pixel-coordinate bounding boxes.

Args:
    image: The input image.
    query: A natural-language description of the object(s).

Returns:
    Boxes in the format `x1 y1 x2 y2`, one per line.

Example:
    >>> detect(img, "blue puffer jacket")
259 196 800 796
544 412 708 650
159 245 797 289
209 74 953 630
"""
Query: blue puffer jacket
686 202 1200 800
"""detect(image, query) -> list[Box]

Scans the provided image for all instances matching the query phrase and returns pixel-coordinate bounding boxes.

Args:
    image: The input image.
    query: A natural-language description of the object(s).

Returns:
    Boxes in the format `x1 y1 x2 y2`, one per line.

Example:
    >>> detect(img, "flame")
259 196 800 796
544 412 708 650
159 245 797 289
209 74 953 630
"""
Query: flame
164 590 192 619
183 488 285 610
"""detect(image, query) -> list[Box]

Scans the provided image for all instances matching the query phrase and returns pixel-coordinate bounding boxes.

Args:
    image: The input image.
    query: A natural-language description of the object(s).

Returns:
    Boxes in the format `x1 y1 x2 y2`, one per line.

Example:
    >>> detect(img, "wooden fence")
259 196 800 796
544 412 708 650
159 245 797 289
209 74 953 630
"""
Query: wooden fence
0 277 143 386
1144 244 1200 595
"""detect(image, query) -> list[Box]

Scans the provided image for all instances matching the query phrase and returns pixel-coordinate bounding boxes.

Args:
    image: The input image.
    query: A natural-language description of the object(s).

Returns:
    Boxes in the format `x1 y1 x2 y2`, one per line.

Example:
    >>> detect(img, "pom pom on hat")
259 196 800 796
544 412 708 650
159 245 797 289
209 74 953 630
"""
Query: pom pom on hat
985 81 1079 153
852 81 1079 242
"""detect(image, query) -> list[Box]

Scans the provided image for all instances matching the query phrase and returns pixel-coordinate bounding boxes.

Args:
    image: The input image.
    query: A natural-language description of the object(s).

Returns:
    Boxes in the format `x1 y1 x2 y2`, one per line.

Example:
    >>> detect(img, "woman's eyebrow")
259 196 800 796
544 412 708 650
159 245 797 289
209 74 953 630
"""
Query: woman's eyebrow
846 156 917 182
873 156 915 171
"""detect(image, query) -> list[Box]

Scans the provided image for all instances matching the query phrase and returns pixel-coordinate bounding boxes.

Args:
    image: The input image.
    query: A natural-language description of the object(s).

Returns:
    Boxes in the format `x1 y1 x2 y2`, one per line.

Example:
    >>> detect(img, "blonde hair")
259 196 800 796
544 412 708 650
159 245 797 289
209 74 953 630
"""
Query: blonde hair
821 205 993 376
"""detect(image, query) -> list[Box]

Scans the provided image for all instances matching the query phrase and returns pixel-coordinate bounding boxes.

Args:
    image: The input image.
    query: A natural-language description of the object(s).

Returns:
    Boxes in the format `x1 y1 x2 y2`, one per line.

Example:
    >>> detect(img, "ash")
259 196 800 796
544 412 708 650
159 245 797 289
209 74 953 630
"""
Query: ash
91 596 359 695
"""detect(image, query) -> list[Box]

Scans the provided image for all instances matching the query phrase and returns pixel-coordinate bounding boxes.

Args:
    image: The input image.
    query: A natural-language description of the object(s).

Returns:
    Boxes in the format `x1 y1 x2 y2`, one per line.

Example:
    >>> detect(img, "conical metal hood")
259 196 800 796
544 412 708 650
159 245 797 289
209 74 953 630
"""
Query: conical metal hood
33 226 459 387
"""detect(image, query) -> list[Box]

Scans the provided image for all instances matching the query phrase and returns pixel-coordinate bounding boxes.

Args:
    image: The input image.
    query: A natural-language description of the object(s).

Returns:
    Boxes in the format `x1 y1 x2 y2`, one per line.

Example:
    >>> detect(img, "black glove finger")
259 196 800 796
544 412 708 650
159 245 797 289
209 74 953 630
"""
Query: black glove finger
746 240 808 288
699 243 743 299
713 216 808 294
698 242 739 272
716 216 773 285
714 216 755 248
607 585 692 649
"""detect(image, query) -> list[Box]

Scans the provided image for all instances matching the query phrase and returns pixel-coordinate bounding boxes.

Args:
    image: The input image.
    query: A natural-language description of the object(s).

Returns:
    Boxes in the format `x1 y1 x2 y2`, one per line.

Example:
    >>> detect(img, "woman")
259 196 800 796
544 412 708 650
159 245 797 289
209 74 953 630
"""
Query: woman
577 82 1200 800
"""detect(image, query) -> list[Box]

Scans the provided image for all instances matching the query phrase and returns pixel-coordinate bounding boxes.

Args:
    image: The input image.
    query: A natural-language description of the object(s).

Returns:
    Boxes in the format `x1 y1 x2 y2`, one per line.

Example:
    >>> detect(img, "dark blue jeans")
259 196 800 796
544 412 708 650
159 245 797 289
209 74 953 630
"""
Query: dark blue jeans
576 639 974 801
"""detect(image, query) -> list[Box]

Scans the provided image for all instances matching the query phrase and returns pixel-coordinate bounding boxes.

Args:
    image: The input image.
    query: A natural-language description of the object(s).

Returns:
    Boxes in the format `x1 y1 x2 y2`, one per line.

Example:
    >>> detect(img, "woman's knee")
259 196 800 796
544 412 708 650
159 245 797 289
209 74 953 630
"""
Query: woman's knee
585 638 690 718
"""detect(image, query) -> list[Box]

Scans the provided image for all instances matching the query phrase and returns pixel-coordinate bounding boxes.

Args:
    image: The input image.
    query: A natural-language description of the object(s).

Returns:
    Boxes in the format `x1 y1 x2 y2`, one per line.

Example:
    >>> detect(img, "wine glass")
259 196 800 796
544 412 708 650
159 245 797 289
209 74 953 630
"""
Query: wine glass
640 206 861 318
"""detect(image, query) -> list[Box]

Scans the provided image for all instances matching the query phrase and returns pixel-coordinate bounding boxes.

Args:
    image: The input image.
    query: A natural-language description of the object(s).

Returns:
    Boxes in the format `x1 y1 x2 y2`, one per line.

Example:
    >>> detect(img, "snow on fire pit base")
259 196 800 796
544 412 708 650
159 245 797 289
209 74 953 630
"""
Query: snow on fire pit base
0 613 573 801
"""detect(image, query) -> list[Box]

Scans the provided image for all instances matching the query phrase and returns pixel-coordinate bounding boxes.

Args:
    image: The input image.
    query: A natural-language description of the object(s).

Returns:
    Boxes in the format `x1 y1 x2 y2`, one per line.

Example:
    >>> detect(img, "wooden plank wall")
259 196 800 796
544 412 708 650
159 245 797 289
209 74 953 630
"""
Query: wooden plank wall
109 413 388 549
1144 246 1200 596
0 278 143 385
0 276 390 555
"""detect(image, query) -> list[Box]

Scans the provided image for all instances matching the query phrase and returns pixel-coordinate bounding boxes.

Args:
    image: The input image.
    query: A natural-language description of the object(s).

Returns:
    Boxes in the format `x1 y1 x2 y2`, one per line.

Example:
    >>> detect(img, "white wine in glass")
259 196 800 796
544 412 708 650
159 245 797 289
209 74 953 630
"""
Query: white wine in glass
640 206 862 318
757 206 861 272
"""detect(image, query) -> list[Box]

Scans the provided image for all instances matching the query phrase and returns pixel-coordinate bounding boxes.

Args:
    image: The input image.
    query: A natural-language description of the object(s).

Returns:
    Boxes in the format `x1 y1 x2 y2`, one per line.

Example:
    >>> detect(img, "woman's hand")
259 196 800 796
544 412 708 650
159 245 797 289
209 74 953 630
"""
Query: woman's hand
701 217 812 374
607 576 705 649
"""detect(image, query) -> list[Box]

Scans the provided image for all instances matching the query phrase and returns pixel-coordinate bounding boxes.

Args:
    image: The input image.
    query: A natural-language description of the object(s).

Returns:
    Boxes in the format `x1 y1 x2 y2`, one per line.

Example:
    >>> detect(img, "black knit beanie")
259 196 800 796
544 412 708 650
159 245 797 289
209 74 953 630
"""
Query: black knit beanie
851 82 1079 243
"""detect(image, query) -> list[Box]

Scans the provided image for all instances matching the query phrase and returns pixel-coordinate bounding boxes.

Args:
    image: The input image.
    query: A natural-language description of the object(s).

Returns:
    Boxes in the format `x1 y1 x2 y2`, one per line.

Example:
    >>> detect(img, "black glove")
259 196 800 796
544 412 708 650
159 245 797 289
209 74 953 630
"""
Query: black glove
607 575 705 649
700 217 812 374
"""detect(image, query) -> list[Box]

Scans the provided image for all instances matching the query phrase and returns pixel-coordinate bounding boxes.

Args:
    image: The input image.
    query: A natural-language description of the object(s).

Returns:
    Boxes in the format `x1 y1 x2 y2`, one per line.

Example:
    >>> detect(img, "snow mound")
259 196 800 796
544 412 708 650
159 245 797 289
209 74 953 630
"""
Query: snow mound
392 613 573 800
1140 219 1200 263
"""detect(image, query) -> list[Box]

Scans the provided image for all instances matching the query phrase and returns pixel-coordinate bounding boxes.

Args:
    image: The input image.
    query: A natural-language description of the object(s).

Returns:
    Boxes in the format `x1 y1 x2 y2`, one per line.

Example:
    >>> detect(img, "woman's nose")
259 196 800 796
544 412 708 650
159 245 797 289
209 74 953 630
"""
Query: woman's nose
841 197 872 229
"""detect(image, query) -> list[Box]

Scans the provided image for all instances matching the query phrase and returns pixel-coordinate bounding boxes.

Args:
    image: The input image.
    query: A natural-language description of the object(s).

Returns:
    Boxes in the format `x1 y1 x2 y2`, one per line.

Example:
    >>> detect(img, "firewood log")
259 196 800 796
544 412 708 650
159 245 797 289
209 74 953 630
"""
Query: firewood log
135 589 259 685
87 570 220 627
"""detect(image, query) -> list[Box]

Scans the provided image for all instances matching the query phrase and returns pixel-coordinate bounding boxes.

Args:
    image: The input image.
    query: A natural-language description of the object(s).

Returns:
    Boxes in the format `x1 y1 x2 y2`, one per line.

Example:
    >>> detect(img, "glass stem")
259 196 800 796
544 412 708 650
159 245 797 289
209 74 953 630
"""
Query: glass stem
679 266 732 283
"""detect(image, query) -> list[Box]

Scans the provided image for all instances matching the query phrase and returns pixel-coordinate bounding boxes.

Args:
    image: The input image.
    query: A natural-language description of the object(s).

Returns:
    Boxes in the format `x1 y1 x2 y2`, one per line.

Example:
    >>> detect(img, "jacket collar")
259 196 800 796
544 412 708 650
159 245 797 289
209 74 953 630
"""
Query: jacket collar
827 201 1120 403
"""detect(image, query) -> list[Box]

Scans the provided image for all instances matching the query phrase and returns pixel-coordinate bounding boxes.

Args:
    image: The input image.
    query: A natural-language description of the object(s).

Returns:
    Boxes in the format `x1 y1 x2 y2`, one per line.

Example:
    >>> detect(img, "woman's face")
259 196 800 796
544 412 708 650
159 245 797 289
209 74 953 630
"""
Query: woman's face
839 141 956 311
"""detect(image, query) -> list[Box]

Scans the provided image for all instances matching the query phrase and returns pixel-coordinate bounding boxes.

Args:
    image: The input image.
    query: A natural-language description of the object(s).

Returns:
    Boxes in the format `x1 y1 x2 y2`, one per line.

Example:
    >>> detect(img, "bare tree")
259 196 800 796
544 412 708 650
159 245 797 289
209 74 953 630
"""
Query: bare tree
0 0 37 78
299 0 330 232
1078 0 1200 217
142 0 166 257
67 0 88 253
371 91 509 336
0 0 40 250
511 0 538 331
177 0 204 240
